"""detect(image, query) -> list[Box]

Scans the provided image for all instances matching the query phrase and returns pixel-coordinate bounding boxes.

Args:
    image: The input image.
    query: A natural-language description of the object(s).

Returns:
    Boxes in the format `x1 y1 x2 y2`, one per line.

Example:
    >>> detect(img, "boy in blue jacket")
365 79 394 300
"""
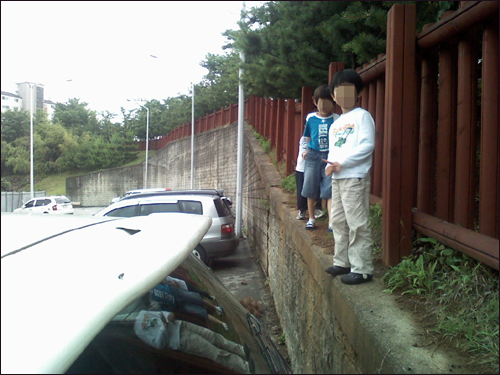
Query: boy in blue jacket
301 84 339 230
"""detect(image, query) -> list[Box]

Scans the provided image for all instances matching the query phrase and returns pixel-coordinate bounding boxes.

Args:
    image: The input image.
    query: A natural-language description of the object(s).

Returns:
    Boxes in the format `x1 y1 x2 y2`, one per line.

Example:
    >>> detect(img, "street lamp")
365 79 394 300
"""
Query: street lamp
127 100 150 189
191 82 195 189
29 83 35 199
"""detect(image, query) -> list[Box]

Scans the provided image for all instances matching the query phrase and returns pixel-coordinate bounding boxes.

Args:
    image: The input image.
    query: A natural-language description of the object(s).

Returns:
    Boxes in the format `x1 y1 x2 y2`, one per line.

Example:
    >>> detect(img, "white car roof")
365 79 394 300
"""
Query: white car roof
1 213 211 374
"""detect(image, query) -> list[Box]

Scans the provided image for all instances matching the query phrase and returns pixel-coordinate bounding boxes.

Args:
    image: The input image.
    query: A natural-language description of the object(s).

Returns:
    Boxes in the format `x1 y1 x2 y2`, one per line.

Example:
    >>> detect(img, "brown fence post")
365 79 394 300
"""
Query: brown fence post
260 97 266 137
382 4 417 266
367 81 376 186
264 98 272 144
285 99 295 175
479 21 500 238
373 77 385 199
417 51 438 215
301 87 314 128
275 98 286 162
455 31 479 229
436 40 458 223
329 62 345 114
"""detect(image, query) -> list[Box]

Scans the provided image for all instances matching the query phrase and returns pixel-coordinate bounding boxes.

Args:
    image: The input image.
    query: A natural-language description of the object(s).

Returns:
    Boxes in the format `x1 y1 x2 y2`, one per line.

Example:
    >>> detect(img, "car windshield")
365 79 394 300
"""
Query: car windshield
66 254 290 374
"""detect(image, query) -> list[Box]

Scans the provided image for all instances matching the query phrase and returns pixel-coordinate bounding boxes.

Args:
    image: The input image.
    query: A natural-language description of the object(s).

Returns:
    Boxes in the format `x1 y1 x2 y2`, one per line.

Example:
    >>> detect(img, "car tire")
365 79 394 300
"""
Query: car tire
192 246 208 265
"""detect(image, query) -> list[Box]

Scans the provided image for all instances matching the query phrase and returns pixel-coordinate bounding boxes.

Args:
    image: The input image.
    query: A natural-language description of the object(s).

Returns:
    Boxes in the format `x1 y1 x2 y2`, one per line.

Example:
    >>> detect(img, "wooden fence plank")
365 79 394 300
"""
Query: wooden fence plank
479 22 500 239
382 4 417 266
373 78 385 199
417 51 438 215
285 99 295 176
275 98 286 162
436 41 458 222
455 31 478 229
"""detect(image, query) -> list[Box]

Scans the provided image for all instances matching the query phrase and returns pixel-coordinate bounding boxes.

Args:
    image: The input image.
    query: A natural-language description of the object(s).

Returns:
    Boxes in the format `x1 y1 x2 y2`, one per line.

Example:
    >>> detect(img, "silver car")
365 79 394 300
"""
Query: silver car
110 188 171 204
94 189 238 265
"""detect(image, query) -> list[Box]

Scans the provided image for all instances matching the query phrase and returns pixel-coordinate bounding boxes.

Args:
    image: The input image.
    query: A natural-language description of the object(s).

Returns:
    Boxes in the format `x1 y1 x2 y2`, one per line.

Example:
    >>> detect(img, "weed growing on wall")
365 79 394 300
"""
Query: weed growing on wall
253 131 271 153
382 238 499 373
259 198 270 212
280 174 296 193
370 203 383 260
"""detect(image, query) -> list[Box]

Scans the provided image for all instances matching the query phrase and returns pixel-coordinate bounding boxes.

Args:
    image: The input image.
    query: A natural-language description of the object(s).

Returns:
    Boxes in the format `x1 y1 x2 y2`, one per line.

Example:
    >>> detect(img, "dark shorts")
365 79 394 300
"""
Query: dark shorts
170 286 208 320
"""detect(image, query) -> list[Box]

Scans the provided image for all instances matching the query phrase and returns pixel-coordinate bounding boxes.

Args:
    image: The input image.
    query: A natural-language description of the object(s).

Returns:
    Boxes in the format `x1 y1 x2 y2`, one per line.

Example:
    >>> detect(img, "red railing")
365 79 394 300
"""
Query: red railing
139 1 499 270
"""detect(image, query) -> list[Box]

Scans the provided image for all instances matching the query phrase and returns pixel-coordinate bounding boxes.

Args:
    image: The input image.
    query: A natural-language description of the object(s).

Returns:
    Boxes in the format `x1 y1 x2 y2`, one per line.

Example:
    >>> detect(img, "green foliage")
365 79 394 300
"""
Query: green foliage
278 332 286 345
1 109 30 143
253 131 271 153
196 52 240 117
280 173 296 193
382 238 499 372
223 1 458 98
259 197 270 211
53 98 100 136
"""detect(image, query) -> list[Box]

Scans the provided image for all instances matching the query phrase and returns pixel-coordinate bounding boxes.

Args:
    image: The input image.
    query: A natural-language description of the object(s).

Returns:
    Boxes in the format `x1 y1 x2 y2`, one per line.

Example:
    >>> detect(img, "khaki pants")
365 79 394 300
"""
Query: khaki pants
179 321 249 373
330 177 374 275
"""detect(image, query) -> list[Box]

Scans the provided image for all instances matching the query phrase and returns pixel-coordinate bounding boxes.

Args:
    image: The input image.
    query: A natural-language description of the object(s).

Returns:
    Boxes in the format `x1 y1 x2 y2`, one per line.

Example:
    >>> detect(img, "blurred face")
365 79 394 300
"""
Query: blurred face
332 83 358 110
315 98 334 114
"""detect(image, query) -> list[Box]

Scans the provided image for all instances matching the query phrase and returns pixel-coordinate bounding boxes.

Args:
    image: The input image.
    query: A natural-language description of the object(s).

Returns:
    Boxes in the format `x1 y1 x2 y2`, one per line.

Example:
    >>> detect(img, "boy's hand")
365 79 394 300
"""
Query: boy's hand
323 159 342 175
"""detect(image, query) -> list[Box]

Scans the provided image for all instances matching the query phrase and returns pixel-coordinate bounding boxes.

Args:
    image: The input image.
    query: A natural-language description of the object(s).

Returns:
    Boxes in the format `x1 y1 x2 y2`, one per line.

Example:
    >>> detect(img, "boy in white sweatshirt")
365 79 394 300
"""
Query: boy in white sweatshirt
323 69 375 285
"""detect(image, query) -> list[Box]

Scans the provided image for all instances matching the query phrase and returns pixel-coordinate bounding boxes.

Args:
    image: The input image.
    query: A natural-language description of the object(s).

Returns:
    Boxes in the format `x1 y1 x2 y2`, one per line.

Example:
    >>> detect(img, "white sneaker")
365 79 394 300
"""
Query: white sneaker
305 220 315 230
296 210 306 220
314 209 325 219
215 306 224 316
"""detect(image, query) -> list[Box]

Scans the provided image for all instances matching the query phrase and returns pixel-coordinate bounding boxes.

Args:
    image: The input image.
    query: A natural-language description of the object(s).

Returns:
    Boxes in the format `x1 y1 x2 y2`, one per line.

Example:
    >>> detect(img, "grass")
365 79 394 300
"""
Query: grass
382 238 499 373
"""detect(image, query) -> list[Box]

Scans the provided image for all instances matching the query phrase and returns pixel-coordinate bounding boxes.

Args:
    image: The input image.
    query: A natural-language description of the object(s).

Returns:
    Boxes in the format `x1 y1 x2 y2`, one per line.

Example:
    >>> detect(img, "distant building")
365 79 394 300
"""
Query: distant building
43 99 56 120
16 82 44 112
1 91 23 113
1 83 56 120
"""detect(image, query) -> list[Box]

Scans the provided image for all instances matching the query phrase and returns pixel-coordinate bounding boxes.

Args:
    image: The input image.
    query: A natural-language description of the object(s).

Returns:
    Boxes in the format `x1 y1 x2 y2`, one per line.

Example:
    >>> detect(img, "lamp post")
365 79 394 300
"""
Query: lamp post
127 100 150 189
29 83 35 199
191 82 195 189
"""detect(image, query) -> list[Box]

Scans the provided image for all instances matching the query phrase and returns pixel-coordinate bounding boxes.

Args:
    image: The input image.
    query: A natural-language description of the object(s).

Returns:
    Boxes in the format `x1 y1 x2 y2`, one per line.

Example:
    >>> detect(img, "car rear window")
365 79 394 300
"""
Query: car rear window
213 197 230 218
35 199 50 207
139 203 180 216
55 197 71 204
105 205 137 217
139 201 203 216
179 200 203 215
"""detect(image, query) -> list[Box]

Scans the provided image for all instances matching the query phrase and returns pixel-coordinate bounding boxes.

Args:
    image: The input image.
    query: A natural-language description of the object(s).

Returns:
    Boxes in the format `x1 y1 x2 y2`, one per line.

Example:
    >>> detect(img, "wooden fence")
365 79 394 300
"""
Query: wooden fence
139 1 498 270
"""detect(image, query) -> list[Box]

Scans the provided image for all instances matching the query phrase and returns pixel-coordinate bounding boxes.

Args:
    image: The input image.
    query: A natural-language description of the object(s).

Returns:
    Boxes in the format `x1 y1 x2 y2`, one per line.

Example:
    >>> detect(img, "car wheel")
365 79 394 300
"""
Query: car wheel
192 246 208 265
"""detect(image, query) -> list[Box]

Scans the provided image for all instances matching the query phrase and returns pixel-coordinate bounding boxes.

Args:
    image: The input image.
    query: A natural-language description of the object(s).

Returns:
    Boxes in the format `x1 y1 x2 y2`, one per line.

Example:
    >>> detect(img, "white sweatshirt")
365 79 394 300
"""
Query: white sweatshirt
295 136 308 172
326 107 375 179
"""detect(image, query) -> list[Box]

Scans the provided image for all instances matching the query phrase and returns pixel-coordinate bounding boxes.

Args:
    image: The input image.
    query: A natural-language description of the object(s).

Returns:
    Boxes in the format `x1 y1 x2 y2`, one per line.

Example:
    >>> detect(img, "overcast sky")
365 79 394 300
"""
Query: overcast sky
1 1 263 121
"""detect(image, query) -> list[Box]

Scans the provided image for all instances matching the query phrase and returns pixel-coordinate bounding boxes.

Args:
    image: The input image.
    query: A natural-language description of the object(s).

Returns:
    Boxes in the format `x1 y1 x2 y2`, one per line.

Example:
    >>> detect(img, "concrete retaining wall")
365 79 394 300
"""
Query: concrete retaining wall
67 122 470 374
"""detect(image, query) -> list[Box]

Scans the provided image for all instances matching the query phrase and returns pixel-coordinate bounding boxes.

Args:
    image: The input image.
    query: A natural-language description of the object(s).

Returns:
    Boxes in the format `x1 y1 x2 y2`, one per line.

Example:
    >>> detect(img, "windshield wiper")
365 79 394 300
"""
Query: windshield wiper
246 312 292 374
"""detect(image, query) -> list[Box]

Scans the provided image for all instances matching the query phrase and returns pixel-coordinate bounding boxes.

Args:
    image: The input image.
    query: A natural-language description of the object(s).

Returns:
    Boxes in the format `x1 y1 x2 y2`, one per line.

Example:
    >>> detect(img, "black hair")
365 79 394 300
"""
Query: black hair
329 69 364 95
313 84 334 103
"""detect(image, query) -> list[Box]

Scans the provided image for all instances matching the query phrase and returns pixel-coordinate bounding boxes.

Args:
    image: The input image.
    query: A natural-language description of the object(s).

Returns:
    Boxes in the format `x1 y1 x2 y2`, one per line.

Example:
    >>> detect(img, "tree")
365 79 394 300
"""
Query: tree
1 109 30 143
195 52 240 117
52 98 100 136
224 1 458 99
